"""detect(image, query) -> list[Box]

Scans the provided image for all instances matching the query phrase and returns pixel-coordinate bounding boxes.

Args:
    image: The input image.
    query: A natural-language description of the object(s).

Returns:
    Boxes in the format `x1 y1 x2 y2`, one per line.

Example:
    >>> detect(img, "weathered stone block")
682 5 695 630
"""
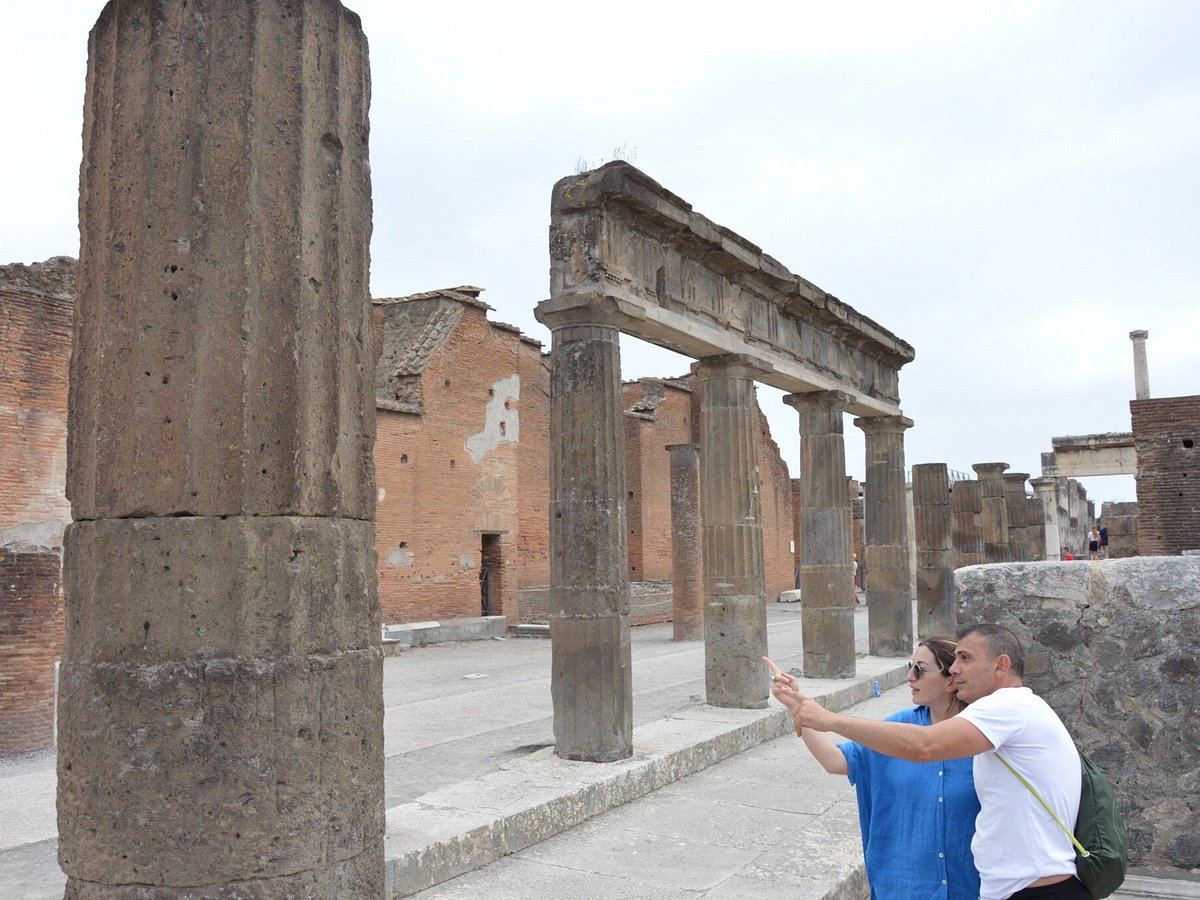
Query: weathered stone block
801 605 856 679
64 517 379 661
58 647 384 887
550 613 633 761
704 595 769 709
69 0 375 521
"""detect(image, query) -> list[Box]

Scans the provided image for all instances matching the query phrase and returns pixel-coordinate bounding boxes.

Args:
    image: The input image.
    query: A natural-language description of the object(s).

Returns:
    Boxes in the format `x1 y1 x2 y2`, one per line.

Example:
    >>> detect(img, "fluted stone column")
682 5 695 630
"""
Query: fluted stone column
694 355 770 708
785 391 855 679
535 294 633 760
1031 476 1062 560
912 464 955 637
62 2 382 894
855 416 914 656
973 463 1011 563
667 443 703 641
1130 330 1150 400
1003 472 1031 561
951 480 985 569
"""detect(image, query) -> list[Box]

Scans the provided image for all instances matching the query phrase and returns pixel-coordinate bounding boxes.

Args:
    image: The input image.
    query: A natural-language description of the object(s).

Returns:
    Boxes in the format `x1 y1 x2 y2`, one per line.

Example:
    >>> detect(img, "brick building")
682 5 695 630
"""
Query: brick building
1131 395 1200 556
0 258 74 753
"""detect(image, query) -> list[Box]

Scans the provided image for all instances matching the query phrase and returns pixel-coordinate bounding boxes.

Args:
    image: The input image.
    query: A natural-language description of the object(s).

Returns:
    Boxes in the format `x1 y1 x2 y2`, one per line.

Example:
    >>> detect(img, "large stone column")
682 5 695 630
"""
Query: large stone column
855 415 914 656
694 355 770 708
951 479 985 568
1130 329 1150 400
61 3 382 895
667 443 703 641
974 463 1011 563
911 464 955 637
535 294 633 760
785 391 855 679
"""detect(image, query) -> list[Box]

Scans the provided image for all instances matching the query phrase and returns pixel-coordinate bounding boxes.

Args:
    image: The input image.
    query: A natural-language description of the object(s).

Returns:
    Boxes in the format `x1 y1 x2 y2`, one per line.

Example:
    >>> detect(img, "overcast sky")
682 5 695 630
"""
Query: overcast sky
4 1 1198 506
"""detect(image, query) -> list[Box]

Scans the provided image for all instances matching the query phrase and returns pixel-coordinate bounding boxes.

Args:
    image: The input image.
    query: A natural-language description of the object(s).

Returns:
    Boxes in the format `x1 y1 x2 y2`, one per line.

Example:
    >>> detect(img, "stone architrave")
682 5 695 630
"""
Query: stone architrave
1030 476 1061 560
973 463 1011 564
694 355 770 708
785 390 855 679
667 443 703 641
911 464 956 637
1003 472 1031 562
855 416 914 656
951 480 985 568
62 2 383 895
534 294 633 761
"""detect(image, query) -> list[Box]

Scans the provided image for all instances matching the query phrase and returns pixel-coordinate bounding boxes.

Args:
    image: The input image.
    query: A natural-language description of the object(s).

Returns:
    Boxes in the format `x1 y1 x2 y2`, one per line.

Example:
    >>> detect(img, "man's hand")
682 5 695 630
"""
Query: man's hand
771 684 838 736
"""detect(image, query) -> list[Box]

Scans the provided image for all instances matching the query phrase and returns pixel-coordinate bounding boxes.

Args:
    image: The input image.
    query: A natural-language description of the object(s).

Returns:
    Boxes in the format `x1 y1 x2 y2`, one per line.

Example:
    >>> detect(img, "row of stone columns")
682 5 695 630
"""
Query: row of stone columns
535 294 919 757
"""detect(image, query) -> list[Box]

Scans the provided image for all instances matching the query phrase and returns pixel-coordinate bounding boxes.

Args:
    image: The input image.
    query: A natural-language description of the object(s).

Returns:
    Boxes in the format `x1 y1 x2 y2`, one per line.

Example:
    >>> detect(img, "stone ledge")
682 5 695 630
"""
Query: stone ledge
382 659 909 897
381 617 507 654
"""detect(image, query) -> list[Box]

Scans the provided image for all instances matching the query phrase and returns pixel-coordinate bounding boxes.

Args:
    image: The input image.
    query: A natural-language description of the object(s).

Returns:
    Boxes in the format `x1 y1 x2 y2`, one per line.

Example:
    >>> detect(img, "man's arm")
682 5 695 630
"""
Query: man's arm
774 685 994 762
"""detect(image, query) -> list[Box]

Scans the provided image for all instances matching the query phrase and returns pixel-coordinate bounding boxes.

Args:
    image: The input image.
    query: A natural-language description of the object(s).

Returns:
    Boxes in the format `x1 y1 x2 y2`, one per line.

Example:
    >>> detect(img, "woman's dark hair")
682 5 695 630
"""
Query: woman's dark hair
919 634 959 676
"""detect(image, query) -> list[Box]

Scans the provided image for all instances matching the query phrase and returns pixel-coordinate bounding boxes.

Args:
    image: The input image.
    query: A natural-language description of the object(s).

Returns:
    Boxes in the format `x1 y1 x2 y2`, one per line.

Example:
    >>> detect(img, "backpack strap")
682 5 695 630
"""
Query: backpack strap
995 752 1090 858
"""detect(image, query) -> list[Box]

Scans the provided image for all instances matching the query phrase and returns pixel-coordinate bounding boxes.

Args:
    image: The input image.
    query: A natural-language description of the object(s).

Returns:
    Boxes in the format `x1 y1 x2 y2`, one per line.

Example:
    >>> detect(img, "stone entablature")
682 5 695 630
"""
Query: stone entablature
548 162 914 417
1043 432 1137 478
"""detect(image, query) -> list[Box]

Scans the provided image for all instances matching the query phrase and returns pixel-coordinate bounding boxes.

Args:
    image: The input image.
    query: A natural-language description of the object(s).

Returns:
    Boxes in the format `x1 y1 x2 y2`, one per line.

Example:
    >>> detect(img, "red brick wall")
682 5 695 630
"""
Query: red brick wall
757 403 797 599
0 262 74 544
375 304 535 624
514 344 551 623
1131 396 1200 556
624 380 693 583
0 546 61 753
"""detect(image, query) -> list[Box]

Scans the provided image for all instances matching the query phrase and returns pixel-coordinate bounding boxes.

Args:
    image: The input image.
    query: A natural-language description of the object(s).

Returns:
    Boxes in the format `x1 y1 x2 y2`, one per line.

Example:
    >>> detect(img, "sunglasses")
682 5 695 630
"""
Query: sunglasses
907 661 936 680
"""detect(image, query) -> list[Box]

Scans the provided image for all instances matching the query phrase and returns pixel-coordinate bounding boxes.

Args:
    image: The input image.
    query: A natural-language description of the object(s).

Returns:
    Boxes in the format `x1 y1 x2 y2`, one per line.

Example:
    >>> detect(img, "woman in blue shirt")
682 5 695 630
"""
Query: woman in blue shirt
770 636 980 900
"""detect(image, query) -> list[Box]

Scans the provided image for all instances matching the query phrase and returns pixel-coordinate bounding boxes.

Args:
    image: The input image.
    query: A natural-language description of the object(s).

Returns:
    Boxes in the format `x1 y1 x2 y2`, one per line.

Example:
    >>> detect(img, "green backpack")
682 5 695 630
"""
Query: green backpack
996 750 1128 899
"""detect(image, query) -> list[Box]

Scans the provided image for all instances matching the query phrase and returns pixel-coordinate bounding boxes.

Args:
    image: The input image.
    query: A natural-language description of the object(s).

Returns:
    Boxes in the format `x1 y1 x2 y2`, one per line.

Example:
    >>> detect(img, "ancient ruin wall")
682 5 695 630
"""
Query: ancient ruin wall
957 558 1200 871
1131 396 1200 555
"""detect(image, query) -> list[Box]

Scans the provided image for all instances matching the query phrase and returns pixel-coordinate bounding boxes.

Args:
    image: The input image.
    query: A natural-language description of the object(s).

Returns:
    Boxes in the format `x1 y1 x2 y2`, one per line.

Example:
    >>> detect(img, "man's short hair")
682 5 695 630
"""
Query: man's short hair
957 623 1026 677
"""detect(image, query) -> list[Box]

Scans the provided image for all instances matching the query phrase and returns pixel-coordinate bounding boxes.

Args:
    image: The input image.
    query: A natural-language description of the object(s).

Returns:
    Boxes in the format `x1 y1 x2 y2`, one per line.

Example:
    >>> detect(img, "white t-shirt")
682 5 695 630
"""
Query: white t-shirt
958 686 1081 900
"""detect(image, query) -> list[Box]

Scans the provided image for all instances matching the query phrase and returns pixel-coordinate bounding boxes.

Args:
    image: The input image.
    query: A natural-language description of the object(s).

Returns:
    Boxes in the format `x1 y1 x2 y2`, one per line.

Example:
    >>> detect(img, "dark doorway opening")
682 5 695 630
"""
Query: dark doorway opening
480 533 501 616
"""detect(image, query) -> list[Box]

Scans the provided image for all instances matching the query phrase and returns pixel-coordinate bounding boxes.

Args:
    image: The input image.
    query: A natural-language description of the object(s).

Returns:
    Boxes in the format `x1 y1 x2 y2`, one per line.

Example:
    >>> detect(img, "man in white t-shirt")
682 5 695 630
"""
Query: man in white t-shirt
772 623 1085 900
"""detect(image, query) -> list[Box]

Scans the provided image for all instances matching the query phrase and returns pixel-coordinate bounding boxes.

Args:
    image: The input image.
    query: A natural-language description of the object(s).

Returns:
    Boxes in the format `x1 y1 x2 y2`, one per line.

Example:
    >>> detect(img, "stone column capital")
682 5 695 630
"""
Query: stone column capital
535 292 645 331
852 414 914 435
1002 472 1030 486
1028 476 1059 492
972 462 1010 479
690 353 774 382
782 389 854 416
1129 329 1148 341
666 443 700 465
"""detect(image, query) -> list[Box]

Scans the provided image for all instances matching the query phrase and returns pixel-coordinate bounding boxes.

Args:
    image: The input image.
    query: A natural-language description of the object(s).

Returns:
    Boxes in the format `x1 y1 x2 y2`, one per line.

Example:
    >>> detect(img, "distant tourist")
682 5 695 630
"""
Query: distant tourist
774 624 1087 900
1062 547 1076 561
1088 525 1101 560
1099 524 1109 558
767 637 981 899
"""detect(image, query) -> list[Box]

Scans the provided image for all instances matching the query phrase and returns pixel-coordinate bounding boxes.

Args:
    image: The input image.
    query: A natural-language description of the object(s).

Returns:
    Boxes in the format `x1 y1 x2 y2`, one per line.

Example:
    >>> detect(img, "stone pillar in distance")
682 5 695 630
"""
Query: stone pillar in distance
62 2 382 894
785 390 855 679
911 464 955 637
952 479 985 568
1003 472 1031 561
1129 330 1150 400
535 294 633 760
855 415 914 656
694 355 770 708
1030 476 1062 560
667 443 703 641
973 462 1011 563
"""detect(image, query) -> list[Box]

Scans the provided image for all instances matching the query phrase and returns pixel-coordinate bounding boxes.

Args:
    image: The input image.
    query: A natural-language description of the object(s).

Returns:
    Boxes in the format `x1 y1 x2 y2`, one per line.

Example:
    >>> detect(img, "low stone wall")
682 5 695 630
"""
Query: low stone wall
956 557 1200 871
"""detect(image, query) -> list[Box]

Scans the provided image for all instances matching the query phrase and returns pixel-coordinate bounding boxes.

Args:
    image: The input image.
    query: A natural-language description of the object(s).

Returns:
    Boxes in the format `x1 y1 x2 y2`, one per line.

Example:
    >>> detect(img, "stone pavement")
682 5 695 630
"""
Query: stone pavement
3 601 1195 898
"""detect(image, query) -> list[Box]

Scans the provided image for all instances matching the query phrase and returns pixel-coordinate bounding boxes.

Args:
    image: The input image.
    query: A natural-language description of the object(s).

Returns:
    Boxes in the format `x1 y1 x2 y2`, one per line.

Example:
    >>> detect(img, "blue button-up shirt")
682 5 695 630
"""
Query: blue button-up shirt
840 706 981 900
